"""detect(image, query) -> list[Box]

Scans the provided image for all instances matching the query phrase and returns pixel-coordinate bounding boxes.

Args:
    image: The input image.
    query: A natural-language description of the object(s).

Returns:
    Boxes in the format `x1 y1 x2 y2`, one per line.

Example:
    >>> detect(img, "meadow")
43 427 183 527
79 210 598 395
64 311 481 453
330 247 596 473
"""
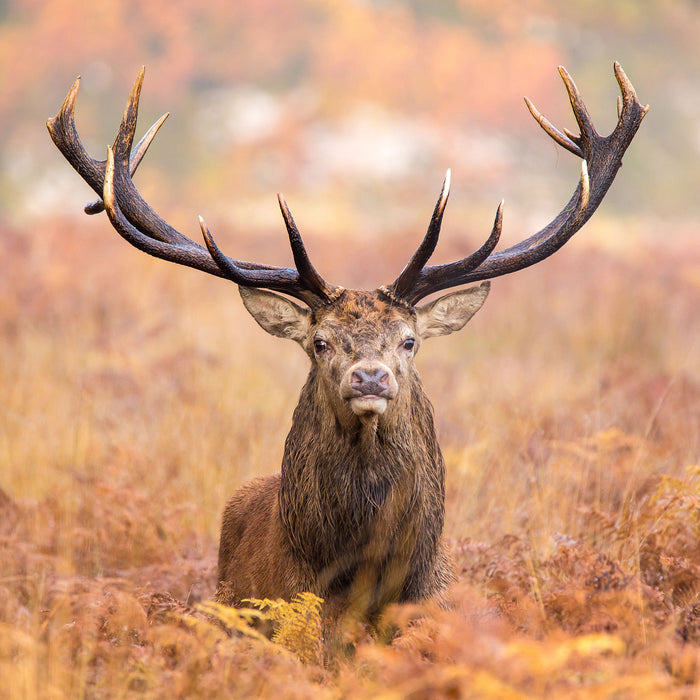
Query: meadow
1 209 698 698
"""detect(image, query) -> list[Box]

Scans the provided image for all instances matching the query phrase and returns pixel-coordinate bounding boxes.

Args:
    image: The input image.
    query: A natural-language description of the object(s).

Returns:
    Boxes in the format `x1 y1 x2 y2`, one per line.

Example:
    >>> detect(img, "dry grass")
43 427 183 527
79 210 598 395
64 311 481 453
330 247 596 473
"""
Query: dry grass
1 215 699 698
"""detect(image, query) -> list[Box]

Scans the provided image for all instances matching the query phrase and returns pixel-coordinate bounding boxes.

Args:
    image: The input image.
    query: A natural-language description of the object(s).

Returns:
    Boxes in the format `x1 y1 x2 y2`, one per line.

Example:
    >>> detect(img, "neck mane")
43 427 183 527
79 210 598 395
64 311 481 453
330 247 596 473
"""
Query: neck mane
278 369 446 602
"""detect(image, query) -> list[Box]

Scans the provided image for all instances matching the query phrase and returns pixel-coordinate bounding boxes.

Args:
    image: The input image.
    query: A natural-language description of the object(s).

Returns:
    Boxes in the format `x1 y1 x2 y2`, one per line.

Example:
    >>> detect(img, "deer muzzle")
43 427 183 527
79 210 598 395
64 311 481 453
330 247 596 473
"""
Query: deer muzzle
341 361 398 416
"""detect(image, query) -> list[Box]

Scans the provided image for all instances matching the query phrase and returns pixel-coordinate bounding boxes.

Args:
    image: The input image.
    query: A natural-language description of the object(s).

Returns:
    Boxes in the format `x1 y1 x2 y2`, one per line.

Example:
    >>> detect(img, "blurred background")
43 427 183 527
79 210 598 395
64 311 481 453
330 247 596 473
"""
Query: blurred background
2 0 700 267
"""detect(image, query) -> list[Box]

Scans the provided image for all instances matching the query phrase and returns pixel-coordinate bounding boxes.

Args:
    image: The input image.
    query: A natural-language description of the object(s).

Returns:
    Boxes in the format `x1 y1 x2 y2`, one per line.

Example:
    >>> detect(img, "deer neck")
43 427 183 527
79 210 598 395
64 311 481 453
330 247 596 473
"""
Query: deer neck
285 366 440 475
278 369 445 595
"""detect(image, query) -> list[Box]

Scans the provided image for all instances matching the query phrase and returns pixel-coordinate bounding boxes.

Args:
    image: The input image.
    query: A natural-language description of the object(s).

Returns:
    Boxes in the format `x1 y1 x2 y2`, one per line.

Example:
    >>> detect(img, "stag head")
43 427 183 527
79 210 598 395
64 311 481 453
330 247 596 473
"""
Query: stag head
240 283 489 424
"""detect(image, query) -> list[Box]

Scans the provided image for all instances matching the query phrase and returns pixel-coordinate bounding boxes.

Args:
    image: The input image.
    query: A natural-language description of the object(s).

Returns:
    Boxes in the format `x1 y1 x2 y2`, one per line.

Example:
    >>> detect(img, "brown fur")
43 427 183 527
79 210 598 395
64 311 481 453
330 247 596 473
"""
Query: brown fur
216 287 488 618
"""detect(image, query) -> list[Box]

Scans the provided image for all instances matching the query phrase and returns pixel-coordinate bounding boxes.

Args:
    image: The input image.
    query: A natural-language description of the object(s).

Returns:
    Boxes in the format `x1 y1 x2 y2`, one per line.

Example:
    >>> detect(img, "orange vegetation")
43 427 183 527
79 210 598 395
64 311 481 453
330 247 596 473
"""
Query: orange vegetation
0 213 698 697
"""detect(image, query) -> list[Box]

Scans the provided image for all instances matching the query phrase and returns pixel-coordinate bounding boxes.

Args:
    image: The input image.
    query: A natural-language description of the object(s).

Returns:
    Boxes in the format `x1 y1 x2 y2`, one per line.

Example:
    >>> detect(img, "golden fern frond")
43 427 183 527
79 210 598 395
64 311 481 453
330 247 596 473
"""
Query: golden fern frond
245 593 324 665
192 600 270 643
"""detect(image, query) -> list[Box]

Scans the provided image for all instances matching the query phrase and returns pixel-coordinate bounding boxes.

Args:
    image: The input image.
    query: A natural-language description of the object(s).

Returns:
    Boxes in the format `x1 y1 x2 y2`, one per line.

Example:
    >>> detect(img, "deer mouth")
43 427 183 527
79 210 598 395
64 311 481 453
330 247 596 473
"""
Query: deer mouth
348 395 389 416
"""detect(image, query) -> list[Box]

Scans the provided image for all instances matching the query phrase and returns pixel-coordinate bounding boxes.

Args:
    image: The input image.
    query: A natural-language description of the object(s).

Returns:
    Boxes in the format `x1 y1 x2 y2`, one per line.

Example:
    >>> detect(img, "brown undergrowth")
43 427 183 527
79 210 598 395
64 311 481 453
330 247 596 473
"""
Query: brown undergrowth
1 218 698 697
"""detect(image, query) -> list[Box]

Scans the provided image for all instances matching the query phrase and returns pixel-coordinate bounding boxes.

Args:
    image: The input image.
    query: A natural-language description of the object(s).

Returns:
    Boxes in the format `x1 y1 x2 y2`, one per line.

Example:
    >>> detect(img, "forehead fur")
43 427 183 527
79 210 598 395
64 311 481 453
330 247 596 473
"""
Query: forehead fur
311 290 414 331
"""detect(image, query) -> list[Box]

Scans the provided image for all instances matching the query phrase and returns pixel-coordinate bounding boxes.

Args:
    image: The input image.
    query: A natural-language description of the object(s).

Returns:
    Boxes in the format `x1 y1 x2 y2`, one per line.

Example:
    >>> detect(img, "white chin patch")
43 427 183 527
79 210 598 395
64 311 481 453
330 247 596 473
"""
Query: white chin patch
349 396 388 416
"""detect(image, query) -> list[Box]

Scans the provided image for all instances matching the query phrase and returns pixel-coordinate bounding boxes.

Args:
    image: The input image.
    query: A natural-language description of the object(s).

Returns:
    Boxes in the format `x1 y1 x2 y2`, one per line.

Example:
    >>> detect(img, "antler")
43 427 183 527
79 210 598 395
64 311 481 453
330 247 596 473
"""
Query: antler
47 68 338 307
387 62 649 305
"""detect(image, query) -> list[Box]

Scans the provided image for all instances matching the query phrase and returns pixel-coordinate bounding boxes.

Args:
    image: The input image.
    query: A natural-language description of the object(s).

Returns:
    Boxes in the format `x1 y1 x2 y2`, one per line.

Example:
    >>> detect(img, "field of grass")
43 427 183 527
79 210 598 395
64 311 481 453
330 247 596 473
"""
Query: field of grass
1 214 698 697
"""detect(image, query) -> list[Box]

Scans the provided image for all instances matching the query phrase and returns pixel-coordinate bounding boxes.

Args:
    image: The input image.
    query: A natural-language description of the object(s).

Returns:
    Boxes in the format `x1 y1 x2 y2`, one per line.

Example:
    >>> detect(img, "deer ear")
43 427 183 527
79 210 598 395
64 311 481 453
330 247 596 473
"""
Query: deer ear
239 287 310 344
415 282 490 340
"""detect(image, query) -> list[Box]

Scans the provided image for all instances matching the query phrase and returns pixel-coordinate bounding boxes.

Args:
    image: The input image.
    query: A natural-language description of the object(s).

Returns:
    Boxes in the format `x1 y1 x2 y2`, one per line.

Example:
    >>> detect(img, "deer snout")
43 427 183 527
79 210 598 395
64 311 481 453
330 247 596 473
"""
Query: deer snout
350 367 390 396
341 362 398 416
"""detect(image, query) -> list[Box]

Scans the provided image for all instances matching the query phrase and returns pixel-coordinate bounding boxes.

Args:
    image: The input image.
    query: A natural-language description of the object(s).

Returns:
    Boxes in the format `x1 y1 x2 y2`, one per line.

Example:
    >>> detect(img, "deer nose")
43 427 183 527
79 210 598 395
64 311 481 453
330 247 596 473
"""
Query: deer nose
350 367 390 396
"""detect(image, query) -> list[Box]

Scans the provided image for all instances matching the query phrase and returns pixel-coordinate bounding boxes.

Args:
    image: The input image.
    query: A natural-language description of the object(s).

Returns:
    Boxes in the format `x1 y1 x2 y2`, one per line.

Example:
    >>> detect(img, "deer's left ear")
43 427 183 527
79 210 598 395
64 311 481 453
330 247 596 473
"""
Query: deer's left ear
415 282 490 339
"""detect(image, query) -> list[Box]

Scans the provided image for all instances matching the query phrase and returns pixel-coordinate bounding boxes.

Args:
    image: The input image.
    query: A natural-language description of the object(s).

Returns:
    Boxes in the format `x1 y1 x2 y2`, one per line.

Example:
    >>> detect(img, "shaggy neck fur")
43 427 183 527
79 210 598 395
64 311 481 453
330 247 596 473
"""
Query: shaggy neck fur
278 365 446 612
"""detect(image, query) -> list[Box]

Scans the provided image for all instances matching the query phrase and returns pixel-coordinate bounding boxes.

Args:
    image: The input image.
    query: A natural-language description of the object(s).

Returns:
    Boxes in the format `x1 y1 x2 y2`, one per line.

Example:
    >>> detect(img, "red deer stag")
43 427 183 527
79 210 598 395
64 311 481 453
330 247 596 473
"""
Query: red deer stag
48 64 647 617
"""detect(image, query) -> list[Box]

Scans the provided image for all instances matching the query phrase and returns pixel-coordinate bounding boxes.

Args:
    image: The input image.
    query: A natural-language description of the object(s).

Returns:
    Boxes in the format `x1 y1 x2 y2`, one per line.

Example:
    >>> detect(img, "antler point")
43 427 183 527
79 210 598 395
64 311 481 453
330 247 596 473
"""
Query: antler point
198 215 218 254
278 193 294 223
579 160 590 210
440 169 451 205
61 77 81 114
103 146 116 211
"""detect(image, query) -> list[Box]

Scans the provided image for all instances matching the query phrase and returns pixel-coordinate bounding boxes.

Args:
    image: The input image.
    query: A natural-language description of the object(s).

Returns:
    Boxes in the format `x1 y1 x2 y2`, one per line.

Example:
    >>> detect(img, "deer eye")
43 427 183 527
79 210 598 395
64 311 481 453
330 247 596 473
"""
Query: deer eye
402 338 415 352
313 338 328 354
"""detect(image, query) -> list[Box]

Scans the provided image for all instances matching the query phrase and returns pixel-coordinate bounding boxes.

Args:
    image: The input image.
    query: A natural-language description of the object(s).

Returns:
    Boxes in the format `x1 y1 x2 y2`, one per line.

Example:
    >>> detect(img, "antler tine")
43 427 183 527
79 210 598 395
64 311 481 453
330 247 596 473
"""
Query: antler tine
557 66 597 148
198 216 327 304
385 63 647 304
85 111 169 215
392 169 451 300
524 96 582 158
47 76 104 189
105 65 146 172
397 199 503 305
579 159 591 210
277 194 338 301
613 61 650 124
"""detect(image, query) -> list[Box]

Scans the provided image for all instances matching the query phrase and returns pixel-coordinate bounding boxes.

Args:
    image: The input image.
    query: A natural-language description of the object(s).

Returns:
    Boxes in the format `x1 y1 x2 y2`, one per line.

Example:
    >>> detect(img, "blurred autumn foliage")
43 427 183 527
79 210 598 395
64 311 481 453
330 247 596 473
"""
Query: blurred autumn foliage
2 0 700 229
0 222 699 696
1 0 700 697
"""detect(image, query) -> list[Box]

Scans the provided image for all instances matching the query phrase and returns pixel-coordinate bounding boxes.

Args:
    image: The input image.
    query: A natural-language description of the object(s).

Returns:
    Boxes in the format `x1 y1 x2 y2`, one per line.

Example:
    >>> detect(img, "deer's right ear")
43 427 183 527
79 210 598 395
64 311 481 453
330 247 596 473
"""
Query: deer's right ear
239 287 310 344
